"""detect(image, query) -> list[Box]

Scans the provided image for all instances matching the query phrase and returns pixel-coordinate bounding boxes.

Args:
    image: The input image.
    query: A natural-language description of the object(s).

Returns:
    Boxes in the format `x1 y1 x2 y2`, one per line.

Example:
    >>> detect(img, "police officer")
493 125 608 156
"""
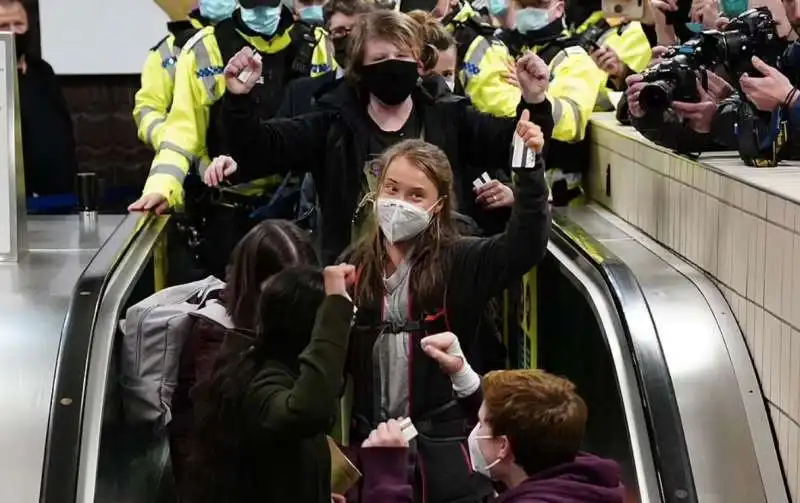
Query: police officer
427 0 524 117
128 0 335 215
501 0 606 205
133 0 233 151
574 10 652 110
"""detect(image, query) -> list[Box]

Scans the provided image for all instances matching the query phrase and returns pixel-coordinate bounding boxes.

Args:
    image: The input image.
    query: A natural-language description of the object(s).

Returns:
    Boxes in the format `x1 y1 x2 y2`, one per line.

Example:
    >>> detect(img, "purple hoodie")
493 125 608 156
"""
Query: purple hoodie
496 454 625 503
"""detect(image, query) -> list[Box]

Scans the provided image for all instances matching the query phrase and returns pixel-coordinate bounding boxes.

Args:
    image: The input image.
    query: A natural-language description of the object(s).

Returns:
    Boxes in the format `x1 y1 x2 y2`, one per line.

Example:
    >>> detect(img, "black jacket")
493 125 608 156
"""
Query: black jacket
223 77 554 264
343 164 551 503
275 71 341 118
18 56 78 196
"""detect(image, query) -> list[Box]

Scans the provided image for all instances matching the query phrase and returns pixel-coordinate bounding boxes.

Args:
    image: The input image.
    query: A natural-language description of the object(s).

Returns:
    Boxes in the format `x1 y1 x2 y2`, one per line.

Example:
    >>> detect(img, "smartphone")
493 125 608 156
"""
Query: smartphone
601 0 645 20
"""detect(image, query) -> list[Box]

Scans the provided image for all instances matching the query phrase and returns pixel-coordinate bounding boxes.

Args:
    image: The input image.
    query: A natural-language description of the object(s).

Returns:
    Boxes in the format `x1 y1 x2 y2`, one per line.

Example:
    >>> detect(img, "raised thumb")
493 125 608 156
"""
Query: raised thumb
520 109 530 123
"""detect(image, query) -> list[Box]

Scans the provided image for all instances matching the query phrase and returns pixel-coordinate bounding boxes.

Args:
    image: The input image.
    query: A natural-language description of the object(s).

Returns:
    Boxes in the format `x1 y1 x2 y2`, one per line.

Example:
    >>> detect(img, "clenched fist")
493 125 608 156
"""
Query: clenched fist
224 47 262 95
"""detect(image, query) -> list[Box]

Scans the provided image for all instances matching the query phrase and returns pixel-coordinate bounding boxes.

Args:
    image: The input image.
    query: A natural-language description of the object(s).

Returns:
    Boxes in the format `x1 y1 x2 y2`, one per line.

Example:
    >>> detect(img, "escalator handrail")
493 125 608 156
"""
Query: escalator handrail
550 213 699 503
38 212 158 503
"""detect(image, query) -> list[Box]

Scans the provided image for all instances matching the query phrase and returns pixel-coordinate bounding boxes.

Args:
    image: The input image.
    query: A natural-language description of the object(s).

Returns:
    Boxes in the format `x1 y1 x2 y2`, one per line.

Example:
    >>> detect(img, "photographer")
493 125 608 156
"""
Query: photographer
622 49 734 152
703 3 799 163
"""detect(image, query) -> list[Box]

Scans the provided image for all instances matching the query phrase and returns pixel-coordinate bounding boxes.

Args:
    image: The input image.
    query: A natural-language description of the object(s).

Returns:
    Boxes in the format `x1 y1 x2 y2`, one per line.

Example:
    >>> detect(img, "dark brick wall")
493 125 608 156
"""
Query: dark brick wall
24 0 152 193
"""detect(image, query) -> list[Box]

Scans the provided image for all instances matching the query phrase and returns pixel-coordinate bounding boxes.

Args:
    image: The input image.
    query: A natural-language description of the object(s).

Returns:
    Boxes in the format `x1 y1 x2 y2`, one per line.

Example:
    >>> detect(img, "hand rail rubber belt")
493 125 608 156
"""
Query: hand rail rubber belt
39 213 155 503
551 213 699 503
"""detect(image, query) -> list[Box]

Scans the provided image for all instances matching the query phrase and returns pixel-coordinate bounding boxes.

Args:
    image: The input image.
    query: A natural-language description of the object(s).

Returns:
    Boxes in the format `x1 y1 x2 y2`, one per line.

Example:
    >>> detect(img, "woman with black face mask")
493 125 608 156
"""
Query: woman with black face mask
190 263 357 503
211 9 554 265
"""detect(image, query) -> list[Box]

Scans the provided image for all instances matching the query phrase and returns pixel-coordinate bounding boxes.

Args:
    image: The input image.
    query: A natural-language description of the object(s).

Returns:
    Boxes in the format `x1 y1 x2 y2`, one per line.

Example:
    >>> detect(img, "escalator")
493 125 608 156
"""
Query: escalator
3 205 790 503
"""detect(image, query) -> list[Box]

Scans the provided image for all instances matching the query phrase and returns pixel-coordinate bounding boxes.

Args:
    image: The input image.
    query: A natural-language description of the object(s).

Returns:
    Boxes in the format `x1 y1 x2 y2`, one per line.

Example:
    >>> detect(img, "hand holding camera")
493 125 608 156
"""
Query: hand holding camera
740 56 797 111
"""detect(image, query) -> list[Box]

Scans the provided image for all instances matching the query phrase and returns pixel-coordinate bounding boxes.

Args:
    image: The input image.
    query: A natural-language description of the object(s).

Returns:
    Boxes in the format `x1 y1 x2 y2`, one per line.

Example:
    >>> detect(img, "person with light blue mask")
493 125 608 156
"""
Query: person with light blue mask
129 0 338 248
199 0 239 22
293 0 326 25
497 0 606 206
132 0 231 152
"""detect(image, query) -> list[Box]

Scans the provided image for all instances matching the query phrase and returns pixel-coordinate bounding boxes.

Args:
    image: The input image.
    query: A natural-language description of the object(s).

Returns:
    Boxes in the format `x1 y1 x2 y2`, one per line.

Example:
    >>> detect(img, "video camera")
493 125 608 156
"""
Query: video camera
638 7 782 113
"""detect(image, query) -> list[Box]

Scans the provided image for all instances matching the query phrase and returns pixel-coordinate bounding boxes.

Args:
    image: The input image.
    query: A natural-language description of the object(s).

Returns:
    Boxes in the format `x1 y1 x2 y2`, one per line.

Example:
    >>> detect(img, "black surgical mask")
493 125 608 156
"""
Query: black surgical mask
14 31 29 59
360 59 419 106
333 35 350 68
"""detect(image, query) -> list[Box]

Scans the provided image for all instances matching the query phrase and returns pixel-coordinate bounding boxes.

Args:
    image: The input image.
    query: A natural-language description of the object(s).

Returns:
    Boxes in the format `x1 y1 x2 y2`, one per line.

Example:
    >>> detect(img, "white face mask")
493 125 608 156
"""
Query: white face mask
468 423 502 478
376 198 433 244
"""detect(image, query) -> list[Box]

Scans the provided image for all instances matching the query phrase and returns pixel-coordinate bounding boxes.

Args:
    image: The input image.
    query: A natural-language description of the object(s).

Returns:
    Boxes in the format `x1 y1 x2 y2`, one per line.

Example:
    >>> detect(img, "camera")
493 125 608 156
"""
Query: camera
638 7 782 113
705 7 782 80
638 38 716 112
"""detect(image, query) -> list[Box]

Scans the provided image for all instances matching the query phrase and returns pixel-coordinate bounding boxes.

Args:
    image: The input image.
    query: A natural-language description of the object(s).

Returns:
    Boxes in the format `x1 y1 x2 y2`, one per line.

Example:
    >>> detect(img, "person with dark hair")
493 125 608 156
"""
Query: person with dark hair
169 219 319 498
190 264 357 503
0 0 78 206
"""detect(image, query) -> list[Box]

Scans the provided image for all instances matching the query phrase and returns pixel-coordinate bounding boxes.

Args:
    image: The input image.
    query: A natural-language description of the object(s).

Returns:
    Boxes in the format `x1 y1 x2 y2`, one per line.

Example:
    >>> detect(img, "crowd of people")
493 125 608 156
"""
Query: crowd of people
15 0 796 501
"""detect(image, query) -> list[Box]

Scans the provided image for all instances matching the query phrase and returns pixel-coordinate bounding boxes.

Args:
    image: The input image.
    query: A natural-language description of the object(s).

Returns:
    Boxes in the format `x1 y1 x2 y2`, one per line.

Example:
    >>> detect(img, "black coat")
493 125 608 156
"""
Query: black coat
223 77 554 264
275 71 341 118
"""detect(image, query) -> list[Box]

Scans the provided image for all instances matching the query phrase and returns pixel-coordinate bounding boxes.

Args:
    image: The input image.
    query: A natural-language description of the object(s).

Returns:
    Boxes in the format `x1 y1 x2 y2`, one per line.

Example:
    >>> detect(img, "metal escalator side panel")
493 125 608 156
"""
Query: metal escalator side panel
584 206 790 503
39 214 155 503
76 216 170 503
545 242 662 503
549 226 698 502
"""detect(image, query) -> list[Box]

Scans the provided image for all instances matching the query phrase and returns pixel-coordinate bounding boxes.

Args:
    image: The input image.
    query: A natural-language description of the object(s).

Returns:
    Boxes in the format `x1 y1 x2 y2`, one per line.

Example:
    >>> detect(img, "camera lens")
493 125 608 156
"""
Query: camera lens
639 81 676 112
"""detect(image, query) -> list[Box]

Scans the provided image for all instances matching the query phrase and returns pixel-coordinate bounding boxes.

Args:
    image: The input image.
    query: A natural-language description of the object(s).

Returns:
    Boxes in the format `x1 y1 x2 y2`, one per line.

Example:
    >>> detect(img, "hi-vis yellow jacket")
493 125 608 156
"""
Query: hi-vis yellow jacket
446 3 520 118
576 11 652 110
133 15 207 150
576 12 652 75
517 36 607 144
142 20 335 208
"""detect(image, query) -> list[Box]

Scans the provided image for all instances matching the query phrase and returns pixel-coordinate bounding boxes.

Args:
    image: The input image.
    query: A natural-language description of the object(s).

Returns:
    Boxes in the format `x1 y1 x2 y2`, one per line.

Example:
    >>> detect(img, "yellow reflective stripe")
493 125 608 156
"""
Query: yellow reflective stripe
160 140 197 163
192 39 218 101
145 116 166 145
550 97 563 123
197 157 211 177
549 49 569 70
149 164 187 182
157 40 178 81
553 96 583 141
135 106 155 126
462 37 490 87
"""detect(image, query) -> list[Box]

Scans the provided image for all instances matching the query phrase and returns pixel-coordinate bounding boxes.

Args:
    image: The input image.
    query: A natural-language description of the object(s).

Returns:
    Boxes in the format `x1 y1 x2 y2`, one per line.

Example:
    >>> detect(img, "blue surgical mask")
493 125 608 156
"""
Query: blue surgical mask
720 0 747 18
198 0 237 22
299 5 324 24
685 22 705 33
488 0 508 17
516 8 550 34
241 6 283 36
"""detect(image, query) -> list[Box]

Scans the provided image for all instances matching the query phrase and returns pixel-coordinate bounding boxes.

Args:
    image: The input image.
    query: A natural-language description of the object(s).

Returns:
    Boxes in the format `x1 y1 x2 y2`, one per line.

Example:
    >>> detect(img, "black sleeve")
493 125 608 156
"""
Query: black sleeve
711 93 743 150
223 93 333 181
630 107 715 153
275 80 297 118
38 59 79 174
449 162 551 299
458 99 555 177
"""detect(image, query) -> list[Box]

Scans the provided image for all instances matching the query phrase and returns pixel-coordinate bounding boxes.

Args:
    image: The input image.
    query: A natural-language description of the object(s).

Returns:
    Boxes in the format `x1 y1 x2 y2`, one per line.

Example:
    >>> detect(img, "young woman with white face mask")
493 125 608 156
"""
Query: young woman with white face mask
338 134 549 503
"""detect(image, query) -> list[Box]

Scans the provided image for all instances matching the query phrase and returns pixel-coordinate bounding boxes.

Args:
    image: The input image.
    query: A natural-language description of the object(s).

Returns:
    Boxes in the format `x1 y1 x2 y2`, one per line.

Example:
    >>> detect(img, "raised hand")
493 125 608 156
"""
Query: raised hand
516 52 550 104
224 47 262 95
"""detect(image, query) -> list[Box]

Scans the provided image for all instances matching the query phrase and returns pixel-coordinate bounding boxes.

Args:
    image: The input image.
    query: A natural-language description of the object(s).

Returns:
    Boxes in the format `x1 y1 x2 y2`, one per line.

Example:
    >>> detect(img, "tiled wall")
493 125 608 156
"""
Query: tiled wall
587 114 800 501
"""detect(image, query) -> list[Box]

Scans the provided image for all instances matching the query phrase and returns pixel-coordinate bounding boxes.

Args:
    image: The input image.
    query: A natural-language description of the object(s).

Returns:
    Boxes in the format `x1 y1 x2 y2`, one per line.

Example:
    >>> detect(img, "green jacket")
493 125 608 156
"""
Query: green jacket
237 295 354 502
